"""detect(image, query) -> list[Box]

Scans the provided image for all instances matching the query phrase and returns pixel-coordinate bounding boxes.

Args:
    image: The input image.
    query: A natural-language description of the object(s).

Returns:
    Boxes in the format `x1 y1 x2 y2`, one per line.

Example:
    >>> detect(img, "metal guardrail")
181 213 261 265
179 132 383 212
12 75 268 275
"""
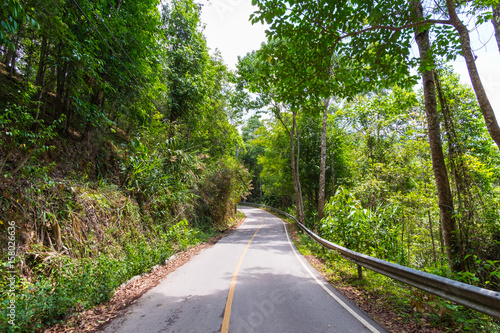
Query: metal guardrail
239 202 500 320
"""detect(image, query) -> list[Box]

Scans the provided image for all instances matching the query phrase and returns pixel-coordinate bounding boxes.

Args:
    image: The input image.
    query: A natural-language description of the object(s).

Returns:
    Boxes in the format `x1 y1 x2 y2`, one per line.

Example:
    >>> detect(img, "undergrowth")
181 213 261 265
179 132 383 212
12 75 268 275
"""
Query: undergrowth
0 178 237 332
0 219 209 333
289 223 500 333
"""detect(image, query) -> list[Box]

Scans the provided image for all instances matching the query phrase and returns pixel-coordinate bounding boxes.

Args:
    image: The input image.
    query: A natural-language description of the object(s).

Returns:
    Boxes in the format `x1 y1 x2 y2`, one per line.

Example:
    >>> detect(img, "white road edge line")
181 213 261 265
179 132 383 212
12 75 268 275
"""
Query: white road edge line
281 219 382 333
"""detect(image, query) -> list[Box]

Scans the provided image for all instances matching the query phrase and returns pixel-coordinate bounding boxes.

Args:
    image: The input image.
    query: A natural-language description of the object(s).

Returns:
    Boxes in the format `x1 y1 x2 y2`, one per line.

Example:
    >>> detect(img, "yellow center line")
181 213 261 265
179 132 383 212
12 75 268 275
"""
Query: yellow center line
221 217 264 333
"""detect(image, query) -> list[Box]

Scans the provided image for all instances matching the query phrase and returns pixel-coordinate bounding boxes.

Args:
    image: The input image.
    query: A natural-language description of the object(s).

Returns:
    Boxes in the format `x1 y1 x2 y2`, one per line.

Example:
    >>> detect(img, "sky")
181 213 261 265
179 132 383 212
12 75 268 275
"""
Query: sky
450 23 500 118
199 0 267 69
199 1 500 118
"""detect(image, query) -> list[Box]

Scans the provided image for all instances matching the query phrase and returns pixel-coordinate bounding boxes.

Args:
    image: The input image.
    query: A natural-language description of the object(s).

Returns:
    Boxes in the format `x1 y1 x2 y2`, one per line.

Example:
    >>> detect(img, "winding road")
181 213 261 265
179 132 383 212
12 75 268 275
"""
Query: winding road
100 206 387 333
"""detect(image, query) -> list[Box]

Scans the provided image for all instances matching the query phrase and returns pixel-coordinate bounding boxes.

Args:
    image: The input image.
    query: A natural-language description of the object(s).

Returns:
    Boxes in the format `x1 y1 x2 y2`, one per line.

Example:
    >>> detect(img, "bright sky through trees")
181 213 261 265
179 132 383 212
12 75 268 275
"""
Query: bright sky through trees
199 0 267 69
450 19 500 118
200 0 500 117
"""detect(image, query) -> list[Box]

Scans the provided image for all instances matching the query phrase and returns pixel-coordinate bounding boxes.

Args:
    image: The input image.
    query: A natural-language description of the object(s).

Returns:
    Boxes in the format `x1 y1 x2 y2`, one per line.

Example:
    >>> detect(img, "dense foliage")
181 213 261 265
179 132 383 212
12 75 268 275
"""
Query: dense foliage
1 0 500 331
241 70 500 277
0 0 249 331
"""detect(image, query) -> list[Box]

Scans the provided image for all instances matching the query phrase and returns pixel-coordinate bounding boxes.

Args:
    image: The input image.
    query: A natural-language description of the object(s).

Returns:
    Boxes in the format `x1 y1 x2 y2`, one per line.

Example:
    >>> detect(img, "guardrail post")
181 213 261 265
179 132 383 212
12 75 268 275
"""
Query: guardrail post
357 264 363 280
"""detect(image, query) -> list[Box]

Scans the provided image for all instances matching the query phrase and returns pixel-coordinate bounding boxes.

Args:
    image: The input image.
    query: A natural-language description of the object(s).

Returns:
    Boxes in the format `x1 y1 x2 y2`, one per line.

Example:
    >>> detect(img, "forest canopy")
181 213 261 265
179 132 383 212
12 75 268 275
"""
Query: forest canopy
0 0 250 330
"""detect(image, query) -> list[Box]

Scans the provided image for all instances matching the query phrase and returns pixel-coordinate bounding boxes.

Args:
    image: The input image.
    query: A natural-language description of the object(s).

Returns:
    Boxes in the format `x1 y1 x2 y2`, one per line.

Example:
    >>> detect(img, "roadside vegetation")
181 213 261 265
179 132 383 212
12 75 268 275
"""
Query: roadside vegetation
291 223 499 332
1 0 500 331
240 74 500 330
1 0 249 331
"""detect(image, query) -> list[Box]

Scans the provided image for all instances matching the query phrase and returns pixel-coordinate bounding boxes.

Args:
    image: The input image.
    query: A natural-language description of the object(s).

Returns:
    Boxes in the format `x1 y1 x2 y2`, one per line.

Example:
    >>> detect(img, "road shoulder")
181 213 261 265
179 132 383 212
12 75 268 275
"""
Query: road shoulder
43 216 246 333
286 221 446 333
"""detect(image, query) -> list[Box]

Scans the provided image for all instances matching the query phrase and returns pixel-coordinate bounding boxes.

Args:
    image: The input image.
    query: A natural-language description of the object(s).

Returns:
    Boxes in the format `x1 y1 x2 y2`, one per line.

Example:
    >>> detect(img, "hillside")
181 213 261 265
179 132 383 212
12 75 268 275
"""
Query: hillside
0 1 250 331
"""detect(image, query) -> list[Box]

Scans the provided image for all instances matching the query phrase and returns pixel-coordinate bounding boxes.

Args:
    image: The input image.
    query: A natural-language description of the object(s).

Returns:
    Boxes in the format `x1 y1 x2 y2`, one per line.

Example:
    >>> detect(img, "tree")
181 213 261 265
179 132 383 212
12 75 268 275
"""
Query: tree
251 0 500 149
237 45 307 223
493 2 500 53
161 0 208 125
249 1 423 220
238 27 411 221
249 0 500 271
412 0 462 271
318 98 330 220
434 67 500 283
251 116 295 208
444 0 500 150
240 115 265 203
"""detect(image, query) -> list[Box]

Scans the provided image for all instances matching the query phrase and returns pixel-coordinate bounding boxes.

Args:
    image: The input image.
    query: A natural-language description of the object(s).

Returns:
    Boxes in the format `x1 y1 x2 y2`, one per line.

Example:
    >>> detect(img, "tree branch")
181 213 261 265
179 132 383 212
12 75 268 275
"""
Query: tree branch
337 20 452 40
295 5 451 41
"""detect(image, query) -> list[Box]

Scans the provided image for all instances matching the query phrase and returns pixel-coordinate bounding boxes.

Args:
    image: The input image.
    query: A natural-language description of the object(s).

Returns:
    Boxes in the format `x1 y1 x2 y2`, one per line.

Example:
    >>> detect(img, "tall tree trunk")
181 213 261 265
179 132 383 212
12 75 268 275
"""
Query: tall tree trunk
445 0 500 150
428 210 437 264
331 157 336 197
287 110 305 224
56 63 67 113
63 65 74 134
36 37 48 87
318 98 329 221
293 112 305 224
413 0 463 272
24 32 37 81
275 105 305 224
435 71 477 270
492 3 500 54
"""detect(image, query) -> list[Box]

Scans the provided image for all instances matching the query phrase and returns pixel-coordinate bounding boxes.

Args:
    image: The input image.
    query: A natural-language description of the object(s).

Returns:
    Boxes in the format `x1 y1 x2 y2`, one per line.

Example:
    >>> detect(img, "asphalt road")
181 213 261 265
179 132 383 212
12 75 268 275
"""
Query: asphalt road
100 206 387 333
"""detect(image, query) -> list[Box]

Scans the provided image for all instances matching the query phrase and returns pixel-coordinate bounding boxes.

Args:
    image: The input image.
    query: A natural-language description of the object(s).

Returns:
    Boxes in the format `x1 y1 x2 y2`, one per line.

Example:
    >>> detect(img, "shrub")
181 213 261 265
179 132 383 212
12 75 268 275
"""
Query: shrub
320 186 404 263
195 156 251 227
